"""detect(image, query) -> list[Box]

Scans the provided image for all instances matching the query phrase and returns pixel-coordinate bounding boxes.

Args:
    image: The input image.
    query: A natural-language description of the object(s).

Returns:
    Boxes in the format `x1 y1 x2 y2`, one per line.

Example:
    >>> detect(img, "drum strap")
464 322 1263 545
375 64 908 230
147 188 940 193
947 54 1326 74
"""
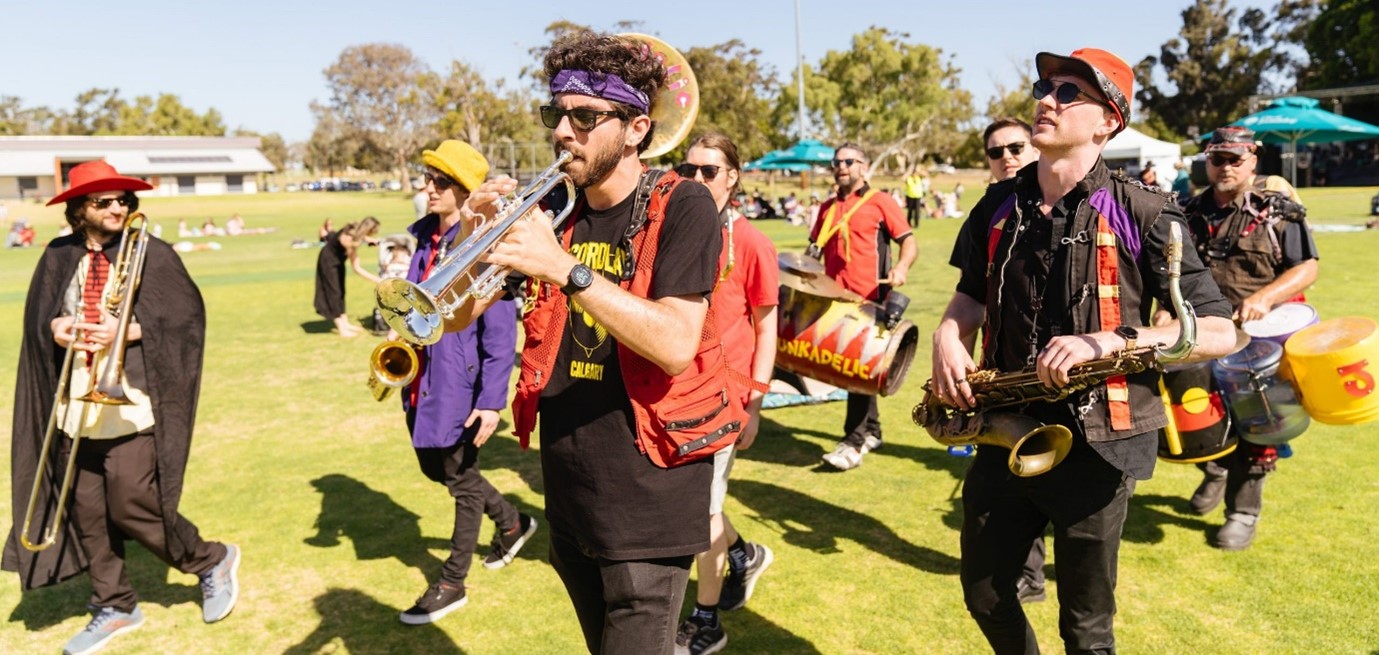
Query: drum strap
1095 215 1133 430
815 190 878 262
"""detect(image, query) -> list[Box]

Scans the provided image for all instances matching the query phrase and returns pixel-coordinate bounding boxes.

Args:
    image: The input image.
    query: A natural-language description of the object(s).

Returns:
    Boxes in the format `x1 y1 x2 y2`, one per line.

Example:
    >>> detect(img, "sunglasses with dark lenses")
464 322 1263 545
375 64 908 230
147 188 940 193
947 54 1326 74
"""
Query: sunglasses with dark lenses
539 105 621 131
1031 79 1106 107
675 163 722 182
89 195 133 210
424 172 457 191
1208 154 1248 167
985 142 1027 160
831 158 863 168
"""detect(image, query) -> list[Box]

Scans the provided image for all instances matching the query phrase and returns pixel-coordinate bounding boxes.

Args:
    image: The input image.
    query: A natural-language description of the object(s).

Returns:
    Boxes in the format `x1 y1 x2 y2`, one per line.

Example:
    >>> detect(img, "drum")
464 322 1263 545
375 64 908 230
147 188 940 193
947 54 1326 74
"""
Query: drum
1242 302 1319 347
1212 340 1311 445
1157 362 1236 463
1284 317 1379 425
775 285 917 396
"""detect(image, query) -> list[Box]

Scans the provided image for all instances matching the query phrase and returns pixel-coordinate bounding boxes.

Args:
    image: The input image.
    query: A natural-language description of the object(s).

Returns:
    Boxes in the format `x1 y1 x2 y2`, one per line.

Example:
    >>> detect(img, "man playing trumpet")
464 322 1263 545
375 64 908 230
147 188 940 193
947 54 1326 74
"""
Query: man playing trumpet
442 31 729 655
5 161 239 655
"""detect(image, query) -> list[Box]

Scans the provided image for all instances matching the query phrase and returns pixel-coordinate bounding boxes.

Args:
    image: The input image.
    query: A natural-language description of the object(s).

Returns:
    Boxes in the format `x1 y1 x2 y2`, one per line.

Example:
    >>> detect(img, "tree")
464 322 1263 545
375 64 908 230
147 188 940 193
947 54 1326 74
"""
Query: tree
304 103 362 178
1135 0 1306 139
434 60 542 152
1299 0 1378 89
63 88 125 135
114 93 225 136
235 128 289 171
321 43 438 187
0 96 57 135
683 40 780 161
984 60 1036 125
776 27 973 173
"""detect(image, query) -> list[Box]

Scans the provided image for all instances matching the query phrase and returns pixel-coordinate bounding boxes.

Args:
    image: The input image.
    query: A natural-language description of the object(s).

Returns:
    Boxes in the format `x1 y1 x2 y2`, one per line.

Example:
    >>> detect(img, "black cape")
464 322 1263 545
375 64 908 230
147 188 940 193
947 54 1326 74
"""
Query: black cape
4 233 207 590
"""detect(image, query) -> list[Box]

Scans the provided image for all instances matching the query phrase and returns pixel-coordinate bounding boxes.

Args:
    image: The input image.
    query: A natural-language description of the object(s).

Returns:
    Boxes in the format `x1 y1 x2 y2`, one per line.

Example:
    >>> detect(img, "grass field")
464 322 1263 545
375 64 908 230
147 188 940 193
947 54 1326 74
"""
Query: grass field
1 182 1378 654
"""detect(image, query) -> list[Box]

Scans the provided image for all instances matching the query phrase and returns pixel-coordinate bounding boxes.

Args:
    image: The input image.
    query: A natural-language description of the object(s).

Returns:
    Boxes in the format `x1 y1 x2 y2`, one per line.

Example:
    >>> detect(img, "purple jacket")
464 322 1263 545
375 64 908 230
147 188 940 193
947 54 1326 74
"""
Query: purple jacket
402 214 518 448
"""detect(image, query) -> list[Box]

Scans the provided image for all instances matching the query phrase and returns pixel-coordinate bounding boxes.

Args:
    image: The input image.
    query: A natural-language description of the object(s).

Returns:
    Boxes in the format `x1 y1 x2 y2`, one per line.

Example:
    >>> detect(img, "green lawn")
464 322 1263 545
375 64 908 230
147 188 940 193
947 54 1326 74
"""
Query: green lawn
2 185 1378 654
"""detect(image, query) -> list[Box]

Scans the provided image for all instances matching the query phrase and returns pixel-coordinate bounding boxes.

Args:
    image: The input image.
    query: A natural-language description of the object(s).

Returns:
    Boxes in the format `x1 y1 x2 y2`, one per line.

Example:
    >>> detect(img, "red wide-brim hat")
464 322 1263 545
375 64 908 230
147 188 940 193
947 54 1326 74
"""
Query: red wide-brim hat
47 160 154 206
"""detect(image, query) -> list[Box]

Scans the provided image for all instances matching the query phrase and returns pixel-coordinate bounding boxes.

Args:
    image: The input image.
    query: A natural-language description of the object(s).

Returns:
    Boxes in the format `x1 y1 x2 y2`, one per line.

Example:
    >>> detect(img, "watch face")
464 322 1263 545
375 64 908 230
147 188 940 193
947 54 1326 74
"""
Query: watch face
573 265 593 286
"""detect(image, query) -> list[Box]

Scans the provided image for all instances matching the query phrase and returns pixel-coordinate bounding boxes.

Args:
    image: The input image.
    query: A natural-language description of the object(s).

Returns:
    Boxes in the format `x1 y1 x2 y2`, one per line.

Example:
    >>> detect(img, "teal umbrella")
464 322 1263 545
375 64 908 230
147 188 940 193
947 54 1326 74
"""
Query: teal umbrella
745 139 835 171
1229 96 1379 184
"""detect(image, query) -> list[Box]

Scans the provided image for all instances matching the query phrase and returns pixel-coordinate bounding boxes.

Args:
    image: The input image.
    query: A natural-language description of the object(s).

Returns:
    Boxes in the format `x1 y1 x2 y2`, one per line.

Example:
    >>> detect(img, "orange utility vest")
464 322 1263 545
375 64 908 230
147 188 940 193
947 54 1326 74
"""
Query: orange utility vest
511 171 748 468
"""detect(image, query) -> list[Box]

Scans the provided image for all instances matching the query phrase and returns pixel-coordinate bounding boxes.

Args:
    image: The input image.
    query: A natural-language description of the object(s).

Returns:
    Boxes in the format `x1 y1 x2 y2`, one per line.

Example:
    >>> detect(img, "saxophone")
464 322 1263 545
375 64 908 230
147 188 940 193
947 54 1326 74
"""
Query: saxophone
914 222 1197 476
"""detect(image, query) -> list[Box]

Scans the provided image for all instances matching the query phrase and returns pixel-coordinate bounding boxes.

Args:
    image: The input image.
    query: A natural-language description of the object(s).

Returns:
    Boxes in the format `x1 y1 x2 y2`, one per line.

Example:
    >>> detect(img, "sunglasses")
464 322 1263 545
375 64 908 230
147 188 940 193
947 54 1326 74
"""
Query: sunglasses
831 158 863 168
540 105 621 132
675 163 722 182
424 171 458 191
985 142 1027 160
88 195 133 210
1031 79 1108 108
1208 154 1250 167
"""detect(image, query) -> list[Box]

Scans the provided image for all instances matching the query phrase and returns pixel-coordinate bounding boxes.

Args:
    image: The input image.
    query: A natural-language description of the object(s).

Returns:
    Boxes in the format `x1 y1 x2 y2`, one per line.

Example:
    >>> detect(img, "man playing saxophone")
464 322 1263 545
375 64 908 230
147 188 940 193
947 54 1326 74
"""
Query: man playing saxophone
930 49 1236 654
5 161 239 655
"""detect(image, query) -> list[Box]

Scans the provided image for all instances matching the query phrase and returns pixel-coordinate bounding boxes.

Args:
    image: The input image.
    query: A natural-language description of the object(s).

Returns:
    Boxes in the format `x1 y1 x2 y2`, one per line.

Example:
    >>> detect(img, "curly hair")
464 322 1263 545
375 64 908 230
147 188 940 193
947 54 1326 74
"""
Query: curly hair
543 31 664 152
64 191 139 230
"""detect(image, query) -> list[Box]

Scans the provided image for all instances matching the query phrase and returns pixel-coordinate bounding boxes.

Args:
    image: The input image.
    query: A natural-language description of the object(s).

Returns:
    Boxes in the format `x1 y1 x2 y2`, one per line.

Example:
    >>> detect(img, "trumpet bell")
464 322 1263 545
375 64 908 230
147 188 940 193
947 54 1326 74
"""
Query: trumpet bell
368 339 420 402
376 278 444 346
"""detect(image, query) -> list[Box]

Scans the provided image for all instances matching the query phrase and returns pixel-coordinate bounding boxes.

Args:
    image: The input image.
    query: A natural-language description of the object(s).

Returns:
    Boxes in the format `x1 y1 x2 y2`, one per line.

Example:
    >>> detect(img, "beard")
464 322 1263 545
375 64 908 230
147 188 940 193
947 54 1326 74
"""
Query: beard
556 132 625 189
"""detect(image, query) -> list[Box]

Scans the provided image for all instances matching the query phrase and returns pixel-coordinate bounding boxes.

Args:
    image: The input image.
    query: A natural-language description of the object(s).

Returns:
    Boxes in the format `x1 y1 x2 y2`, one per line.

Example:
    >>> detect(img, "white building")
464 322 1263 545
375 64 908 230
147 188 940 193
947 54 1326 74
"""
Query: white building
0 135 276 201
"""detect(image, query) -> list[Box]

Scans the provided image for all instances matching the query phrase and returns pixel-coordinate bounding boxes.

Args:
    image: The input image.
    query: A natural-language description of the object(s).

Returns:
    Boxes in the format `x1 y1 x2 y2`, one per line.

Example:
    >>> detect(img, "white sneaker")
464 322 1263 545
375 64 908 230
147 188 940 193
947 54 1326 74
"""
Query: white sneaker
861 435 882 453
822 441 864 470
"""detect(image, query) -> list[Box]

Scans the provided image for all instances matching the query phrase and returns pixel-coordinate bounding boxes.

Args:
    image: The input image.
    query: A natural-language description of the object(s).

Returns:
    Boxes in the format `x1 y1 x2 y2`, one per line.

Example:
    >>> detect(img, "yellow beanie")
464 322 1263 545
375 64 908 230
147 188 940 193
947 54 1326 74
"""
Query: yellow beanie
421 140 489 193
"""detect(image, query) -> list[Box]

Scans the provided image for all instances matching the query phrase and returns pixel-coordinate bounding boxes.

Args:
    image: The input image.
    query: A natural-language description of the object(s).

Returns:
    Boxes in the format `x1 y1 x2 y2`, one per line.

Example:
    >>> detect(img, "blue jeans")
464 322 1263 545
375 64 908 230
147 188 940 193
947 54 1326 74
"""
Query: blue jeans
548 529 691 655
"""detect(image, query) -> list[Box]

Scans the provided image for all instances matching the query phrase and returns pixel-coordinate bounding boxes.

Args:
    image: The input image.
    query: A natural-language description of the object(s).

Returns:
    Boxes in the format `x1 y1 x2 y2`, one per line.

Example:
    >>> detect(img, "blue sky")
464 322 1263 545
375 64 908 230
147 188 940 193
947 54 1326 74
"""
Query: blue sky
1 0 1278 142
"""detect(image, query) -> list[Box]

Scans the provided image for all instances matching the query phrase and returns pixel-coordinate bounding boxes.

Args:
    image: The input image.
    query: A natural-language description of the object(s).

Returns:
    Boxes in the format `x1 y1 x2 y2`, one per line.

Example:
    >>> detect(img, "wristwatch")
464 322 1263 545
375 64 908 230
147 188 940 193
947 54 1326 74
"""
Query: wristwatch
561 263 594 296
1114 325 1139 351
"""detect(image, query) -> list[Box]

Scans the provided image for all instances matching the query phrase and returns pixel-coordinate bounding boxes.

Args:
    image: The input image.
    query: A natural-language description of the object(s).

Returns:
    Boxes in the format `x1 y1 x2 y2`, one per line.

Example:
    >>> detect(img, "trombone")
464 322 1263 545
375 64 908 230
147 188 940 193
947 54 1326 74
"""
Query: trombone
19 212 150 552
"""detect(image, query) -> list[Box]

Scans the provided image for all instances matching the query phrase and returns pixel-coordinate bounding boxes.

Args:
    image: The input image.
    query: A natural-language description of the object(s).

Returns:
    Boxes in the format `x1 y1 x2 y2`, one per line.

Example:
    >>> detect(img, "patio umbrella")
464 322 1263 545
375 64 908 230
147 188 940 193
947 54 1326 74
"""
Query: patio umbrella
1229 96 1379 185
744 139 835 171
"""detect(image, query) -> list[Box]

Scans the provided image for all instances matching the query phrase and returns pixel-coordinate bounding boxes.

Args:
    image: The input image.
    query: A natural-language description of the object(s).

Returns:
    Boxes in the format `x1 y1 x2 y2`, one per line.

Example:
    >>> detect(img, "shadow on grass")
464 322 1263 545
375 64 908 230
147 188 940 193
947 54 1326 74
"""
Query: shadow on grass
748 417 968 482
7 547 205 630
1123 493 1217 546
284 587 467 654
304 474 447 579
300 319 334 334
730 479 960 575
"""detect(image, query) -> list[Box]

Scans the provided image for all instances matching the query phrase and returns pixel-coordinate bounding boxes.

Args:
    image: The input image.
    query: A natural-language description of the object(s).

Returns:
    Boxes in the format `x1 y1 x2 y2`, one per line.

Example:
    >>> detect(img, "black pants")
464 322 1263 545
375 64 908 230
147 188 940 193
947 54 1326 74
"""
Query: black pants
1197 446 1267 518
414 440 519 587
548 529 691 655
906 197 922 227
67 434 224 613
843 392 881 447
961 443 1135 655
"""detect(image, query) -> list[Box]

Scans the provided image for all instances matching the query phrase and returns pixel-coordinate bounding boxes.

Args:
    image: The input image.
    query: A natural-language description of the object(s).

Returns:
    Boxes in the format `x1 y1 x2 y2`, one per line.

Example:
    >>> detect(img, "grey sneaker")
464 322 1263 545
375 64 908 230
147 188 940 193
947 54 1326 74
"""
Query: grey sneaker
484 514 538 570
822 441 864 470
63 606 144 655
718 543 774 611
200 544 240 623
674 614 727 655
400 582 467 625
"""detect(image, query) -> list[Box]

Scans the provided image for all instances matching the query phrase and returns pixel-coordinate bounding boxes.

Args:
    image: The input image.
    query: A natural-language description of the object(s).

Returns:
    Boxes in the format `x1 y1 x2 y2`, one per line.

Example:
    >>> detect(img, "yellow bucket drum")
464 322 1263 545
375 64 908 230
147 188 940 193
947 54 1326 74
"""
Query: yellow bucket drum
1284 317 1379 425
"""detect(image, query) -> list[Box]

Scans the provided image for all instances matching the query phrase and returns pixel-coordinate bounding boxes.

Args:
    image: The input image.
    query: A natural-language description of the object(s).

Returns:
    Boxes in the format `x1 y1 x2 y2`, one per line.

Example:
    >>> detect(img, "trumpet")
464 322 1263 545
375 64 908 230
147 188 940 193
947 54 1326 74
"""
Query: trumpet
20 212 150 551
375 150 577 345
368 339 420 402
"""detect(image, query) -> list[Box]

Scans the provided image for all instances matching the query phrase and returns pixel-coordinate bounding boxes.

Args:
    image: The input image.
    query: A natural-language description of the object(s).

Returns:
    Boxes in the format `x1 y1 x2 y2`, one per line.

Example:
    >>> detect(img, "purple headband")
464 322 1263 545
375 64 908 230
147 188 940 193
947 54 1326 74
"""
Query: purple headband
550 69 650 114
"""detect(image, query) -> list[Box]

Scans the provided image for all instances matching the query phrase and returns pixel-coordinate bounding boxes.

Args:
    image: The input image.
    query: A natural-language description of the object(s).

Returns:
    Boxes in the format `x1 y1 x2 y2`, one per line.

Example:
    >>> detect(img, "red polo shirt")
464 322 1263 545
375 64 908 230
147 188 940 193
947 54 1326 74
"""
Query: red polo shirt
713 213 779 380
809 184 911 301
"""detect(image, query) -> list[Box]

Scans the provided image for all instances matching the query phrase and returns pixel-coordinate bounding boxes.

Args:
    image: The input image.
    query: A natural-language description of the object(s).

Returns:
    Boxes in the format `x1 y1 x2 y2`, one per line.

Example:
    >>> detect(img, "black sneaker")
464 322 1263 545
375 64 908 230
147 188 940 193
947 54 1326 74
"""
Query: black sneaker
674 615 727 655
484 513 538 570
399 582 467 625
1016 576 1046 603
717 543 774 611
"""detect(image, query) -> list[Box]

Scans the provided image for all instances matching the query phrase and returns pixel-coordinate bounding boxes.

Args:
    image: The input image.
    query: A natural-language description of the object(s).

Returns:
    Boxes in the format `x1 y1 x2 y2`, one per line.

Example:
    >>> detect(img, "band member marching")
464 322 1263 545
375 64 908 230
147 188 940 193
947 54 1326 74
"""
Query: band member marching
1167 126 1319 551
930 49 1237 653
5 161 240 655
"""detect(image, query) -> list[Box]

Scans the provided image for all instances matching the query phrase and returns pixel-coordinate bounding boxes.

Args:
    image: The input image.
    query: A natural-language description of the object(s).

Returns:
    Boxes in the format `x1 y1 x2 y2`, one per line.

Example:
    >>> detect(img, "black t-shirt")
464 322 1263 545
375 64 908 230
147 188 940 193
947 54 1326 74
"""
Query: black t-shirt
539 180 721 560
949 180 1233 480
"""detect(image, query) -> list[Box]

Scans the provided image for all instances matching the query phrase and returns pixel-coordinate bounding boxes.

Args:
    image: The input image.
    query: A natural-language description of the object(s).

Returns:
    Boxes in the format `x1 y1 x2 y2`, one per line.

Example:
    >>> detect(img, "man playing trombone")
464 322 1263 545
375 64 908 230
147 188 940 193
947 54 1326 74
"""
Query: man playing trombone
5 161 239 655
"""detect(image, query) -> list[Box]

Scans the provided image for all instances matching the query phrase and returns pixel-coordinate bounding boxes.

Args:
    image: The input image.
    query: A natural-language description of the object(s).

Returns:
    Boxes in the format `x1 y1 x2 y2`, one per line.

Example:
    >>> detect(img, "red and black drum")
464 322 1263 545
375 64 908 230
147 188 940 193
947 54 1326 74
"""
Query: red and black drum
1158 361 1237 463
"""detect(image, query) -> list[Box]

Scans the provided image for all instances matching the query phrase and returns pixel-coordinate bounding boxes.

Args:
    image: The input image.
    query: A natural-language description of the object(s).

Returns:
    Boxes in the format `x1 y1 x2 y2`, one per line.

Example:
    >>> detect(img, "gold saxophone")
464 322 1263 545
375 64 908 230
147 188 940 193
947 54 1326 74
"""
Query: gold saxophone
913 222 1197 476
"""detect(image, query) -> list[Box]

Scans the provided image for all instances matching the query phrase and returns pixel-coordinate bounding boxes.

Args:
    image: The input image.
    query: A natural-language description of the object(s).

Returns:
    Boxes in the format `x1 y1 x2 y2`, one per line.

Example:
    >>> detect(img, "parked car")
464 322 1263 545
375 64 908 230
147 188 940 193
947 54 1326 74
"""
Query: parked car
381 179 403 191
